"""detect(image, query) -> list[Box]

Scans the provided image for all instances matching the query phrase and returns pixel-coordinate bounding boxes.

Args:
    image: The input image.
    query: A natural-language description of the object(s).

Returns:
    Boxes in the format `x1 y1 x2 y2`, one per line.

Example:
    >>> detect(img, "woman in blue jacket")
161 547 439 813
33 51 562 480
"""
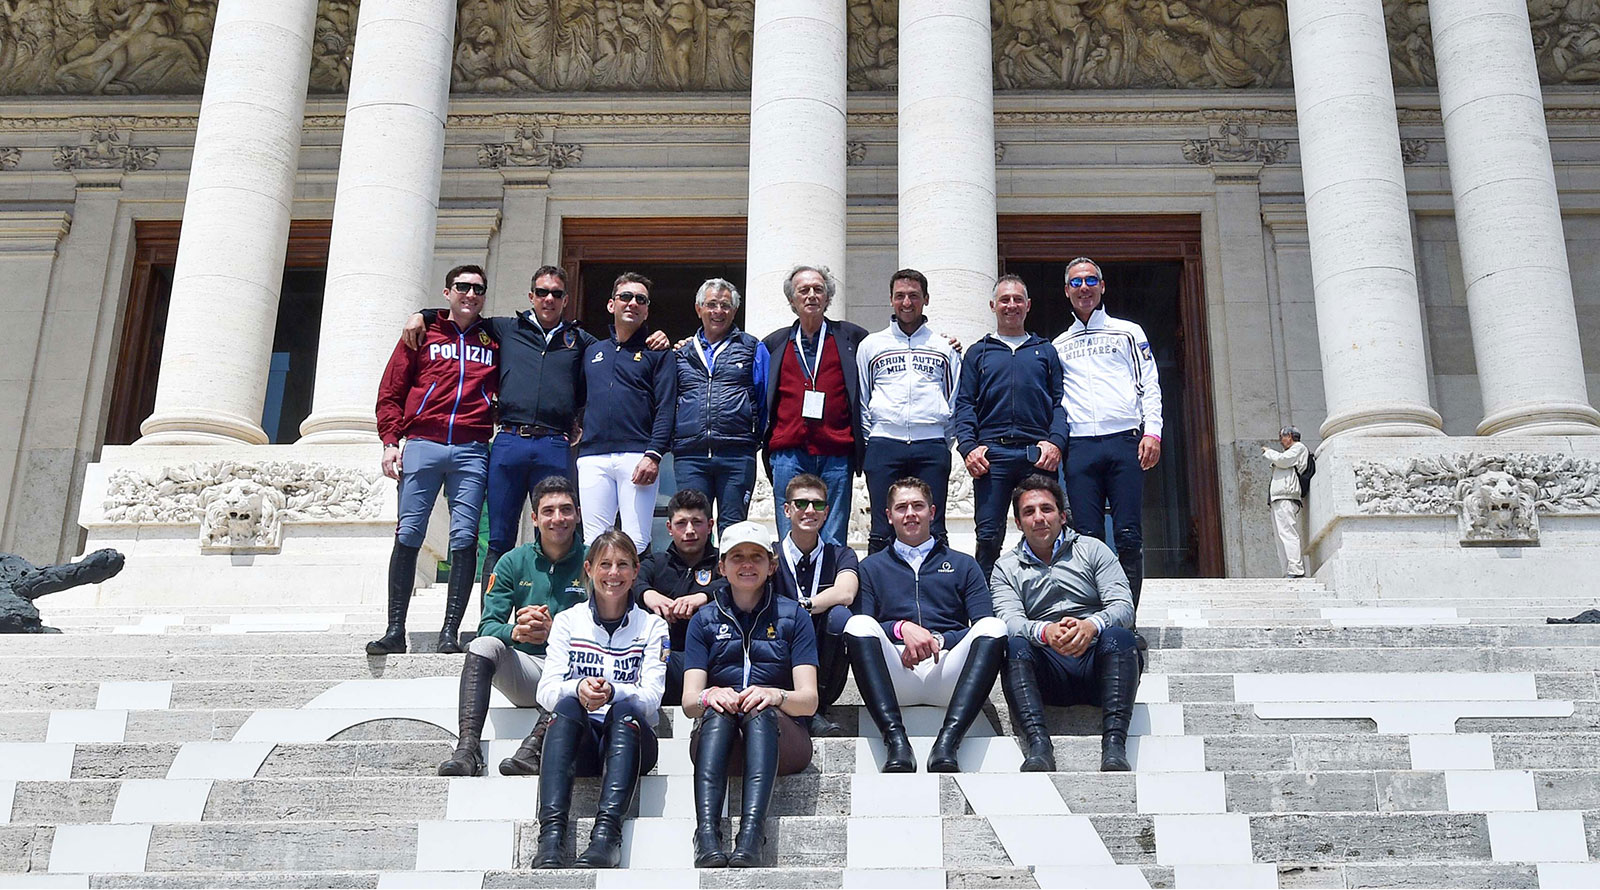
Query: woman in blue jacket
680 521 820 868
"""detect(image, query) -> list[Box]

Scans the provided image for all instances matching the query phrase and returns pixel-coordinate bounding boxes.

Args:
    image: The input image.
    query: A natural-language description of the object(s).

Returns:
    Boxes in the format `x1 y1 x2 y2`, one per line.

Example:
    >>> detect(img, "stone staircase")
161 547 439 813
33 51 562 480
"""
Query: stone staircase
3 579 1597 888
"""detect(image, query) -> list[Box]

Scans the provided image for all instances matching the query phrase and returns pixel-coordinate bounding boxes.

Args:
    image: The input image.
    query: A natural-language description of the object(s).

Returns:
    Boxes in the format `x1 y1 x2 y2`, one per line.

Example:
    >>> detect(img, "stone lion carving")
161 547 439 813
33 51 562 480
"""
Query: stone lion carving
0 549 125 633
1456 470 1539 546
199 479 286 552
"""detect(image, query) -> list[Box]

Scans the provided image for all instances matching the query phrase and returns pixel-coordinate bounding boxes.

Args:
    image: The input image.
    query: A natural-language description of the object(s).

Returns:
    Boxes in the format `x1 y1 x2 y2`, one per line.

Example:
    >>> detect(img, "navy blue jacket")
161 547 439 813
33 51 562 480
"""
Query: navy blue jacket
774 540 859 603
423 310 596 431
671 328 770 456
579 326 677 459
683 582 819 691
761 318 871 472
856 541 993 650
950 333 1070 458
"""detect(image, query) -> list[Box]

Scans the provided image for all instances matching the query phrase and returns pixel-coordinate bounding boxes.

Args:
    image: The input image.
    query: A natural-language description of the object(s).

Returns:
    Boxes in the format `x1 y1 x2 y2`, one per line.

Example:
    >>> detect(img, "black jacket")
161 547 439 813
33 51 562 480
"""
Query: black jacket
761 318 871 472
950 333 1070 457
424 309 595 432
631 543 720 651
670 328 770 456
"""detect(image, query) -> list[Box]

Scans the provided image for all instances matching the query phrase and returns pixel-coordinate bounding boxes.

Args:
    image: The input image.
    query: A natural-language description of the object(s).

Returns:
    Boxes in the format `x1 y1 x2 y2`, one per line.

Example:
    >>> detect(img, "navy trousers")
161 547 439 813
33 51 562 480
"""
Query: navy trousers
863 438 951 553
1007 626 1138 706
1064 430 1145 607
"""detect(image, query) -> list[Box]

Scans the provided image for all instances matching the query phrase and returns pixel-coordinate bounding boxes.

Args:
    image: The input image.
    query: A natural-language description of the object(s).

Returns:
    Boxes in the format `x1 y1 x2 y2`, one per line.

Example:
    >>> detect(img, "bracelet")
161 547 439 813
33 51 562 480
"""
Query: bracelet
699 689 710 709
778 689 788 706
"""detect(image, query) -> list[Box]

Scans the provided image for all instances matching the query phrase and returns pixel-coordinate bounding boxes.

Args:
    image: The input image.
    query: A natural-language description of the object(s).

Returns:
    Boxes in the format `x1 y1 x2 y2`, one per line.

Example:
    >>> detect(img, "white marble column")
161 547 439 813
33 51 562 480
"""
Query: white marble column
1430 0 1600 436
137 0 320 445
1286 0 1442 439
743 0 848 337
298 0 457 443
897 0 997 350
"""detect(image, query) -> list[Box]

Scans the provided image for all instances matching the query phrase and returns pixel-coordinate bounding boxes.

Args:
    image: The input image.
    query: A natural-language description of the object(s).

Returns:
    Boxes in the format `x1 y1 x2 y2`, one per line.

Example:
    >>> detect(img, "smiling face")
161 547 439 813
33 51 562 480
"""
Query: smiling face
1065 260 1105 321
891 276 928 329
888 484 936 547
1013 488 1064 552
720 542 773 595
696 288 735 342
789 270 829 324
783 485 828 536
609 281 651 329
528 272 568 329
992 279 1030 335
586 542 639 613
446 271 487 321
533 492 578 550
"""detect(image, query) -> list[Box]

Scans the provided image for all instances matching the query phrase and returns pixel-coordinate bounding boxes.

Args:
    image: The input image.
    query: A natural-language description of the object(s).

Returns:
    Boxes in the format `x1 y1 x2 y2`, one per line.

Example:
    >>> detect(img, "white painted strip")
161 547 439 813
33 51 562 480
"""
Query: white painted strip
1409 735 1495 771
46 710 126 744
1154 814 1253 865
111 779 212 823
1235 673 1537 703
1487 811 1589 863
414 821 514 871
47 824 152 874
846 817 943 869
96 681 173 711
1444 770 1537 812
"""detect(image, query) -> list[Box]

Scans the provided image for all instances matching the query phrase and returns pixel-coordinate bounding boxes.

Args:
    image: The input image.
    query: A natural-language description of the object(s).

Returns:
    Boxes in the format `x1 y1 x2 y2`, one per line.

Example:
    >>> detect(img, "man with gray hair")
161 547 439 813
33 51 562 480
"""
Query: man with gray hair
1261 426 1308 578
668 278 771 533
761 265 871 547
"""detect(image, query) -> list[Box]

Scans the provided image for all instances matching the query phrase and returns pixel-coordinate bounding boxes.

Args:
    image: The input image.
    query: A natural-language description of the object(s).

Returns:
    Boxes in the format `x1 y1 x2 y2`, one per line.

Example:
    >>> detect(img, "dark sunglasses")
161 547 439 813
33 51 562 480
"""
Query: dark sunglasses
533 286 567 299
787 498 827 512
450 281 487 296
1068 276 1102 288
614 291 651 305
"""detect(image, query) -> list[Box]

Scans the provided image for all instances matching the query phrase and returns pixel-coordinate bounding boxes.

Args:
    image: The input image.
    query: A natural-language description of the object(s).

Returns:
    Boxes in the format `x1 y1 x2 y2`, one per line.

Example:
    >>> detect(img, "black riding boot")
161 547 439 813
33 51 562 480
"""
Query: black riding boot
1001 656 1056 772
498 710 552 776
974 538 1005 580
729 710 780 867
576 714 644 868
438 653 493 776
848 637 915 772
927 634 1006 772
366 543 419 655
692 711 736 868
809 631 849 737
533 712 581 867
436 547 477 654
1099 637 1140 772
479 547 504 599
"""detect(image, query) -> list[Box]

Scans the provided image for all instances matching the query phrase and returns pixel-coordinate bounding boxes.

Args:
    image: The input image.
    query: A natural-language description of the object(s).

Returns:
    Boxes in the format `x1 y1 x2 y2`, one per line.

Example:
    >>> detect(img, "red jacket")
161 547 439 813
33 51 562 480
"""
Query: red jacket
376 318 499 447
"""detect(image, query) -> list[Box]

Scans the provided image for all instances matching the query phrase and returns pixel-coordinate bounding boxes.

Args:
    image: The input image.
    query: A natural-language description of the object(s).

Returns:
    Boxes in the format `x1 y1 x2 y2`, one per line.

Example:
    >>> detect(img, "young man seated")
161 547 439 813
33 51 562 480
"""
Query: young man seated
991 474 1139 772
632 488 721 707
772 473 858 736
846 477 1007 772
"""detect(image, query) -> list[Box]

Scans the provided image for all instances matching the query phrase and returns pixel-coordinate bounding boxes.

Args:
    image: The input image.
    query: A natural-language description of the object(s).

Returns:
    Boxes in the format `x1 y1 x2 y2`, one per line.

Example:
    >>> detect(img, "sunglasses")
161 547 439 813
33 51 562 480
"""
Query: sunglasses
1068 276 1102 288
787 498 827 512
533 287 567 299
614 291 651 305
450 281 487 295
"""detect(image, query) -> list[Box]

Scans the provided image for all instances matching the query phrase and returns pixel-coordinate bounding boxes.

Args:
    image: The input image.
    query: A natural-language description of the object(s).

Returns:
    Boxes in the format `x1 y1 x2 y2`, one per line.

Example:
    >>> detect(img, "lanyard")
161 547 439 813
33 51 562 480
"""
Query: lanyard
792 321 828 389
694 331 729 376
782 538 826 600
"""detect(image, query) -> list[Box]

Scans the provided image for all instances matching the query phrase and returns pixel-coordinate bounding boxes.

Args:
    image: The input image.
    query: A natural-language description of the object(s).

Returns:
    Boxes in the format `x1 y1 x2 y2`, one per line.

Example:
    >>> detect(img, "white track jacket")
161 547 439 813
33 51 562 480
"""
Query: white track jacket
858 319 962 443
536 600 670 720
1053 307 1164 439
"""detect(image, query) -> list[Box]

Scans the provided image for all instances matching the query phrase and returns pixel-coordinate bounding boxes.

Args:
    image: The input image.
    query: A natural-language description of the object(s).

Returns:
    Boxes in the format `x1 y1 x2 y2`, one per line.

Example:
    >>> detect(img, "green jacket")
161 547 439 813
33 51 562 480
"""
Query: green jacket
479 537 588 657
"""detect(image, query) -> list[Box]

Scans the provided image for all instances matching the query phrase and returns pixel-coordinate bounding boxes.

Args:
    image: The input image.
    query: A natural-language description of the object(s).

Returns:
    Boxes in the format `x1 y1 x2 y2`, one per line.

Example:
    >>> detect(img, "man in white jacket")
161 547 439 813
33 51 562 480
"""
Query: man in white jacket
1262 426 1309 578
857 269 963 553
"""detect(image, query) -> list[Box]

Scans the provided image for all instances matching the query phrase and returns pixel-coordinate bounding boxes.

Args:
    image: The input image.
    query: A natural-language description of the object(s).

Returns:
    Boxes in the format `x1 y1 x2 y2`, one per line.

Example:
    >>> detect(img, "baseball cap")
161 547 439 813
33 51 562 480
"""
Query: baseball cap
719 520 775 555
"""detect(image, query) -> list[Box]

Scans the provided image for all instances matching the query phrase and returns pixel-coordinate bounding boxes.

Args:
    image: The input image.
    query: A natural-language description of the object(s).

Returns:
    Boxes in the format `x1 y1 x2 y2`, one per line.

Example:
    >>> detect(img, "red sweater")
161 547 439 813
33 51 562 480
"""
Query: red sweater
376 318 499 447
768 334 854 456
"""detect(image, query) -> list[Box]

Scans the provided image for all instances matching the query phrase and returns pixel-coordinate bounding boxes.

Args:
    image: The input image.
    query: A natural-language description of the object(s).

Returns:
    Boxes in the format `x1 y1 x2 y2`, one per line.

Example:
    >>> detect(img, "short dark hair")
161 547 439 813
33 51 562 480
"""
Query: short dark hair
532 475 577 512
887 476 933 506
890 268 929 297
1011 474 1069 522
666 488 711 519
785 473 828 501
613 271 652 294
446 264 486 288
531 265 568 289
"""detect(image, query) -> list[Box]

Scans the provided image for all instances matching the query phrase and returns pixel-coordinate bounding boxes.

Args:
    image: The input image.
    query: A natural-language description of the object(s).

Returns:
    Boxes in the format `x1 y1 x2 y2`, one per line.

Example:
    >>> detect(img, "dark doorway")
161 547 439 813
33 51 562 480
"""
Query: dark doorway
999 215 1221 578
577 263 747 342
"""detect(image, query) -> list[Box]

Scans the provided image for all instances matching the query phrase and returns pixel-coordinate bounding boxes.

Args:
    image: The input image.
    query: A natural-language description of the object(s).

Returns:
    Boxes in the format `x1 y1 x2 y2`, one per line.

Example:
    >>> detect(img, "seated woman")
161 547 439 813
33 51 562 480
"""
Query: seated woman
680 521 820 868
533 530 670 869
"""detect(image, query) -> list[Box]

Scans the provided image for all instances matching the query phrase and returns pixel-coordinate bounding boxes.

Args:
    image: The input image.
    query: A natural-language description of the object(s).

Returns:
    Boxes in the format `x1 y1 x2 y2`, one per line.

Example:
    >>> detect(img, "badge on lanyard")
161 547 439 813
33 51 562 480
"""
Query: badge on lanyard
795 322 829 420
802 390 826 420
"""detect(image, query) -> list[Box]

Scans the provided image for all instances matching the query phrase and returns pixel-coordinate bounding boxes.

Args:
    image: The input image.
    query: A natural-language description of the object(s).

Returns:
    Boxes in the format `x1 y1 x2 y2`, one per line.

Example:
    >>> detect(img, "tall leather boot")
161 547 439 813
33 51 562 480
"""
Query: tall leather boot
692 711 735 868
728 710 780 867
1099 635 1140 772
927 634 1005 772
809 631 848 737
974 538 1005 580
366 543 419 655
479 547 504 599
533 711 581 867
437 652 493 776
1001 656 1056 772
498 710 552 776
436 547 477 654
575 714 644 868
847 636 915 772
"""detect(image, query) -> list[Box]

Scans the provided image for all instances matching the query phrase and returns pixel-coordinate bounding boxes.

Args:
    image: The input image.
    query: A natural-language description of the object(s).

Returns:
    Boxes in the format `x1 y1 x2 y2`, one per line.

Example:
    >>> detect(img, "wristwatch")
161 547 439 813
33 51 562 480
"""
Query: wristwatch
799 596 813 612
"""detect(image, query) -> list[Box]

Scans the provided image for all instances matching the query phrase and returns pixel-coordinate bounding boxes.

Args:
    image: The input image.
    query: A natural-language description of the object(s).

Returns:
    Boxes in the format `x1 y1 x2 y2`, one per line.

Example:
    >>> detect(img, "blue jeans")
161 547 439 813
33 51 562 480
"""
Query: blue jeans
1065 430 1145 607
1007 626 1138 706
396 439 488 551
769 449 852 547
972 443 1041 575
862 438 951 553
673 449 757 535
486 430 572 554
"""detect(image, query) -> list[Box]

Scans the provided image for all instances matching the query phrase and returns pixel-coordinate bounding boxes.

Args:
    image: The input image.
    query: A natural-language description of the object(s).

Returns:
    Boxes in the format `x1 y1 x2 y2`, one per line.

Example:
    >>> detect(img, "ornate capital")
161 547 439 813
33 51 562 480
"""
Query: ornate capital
52 128 159 172
1182 119 1288 167
478 123 583 170
1400 138 1430 165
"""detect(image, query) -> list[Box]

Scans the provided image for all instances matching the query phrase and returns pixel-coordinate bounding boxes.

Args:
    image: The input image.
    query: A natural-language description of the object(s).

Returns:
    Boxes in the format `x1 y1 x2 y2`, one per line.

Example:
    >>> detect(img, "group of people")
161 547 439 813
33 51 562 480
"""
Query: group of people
371 256 1169 867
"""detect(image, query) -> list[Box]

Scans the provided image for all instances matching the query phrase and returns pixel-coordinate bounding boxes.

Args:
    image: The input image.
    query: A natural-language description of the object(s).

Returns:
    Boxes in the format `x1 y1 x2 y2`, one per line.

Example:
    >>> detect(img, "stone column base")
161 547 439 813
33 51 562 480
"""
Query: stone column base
68 444 447 607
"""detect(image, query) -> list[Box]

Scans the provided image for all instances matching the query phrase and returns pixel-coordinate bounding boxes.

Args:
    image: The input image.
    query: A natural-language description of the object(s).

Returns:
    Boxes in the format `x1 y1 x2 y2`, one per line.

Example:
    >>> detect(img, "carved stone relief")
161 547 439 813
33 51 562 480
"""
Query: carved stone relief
1353 452 1600 546
52 127 158 171
1385 0 1600 86
1181 119 1288 166
477 122 583 169
1456 470 1539 546
199 479 286 553
0 147 18 169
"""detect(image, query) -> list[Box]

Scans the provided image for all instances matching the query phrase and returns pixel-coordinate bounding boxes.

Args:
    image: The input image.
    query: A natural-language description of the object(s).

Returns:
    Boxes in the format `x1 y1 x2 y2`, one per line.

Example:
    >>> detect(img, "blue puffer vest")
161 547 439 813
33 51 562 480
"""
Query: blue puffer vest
690 581 814 691
671 328 766 456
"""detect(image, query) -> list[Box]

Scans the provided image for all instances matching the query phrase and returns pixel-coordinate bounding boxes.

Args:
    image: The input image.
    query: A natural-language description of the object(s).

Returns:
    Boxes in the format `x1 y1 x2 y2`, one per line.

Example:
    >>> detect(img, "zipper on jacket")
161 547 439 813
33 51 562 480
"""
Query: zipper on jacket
715 590 773 690
447 328 467 445
415 382 438 418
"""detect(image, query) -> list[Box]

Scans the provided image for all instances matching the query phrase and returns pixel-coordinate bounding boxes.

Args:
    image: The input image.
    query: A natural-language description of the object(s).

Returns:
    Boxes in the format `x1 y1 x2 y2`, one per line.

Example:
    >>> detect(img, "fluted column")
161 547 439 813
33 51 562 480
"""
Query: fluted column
137 0 319 445
1430 0 1600 436
1286 0 1443 439
743 0 848 337
299 0 457 443
897 0 997 350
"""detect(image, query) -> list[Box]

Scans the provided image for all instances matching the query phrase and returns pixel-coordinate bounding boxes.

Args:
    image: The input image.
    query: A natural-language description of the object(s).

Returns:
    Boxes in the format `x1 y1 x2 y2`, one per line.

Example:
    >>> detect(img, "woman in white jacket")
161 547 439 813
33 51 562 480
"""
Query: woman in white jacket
1261 426 1309 578
533 529 671 869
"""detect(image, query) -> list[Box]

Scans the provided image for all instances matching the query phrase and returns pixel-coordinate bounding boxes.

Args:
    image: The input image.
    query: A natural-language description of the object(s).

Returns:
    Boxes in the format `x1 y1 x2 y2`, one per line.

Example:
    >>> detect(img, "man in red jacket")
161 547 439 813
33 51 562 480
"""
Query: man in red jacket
370 264 499 656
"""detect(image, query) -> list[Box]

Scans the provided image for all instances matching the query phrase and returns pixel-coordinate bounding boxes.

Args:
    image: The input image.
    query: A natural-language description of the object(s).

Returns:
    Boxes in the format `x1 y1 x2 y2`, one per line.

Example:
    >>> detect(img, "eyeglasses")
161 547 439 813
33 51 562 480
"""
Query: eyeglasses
701 301 734 312
451 281 487 295
1068 276 1102 289
533 287 566 299
795 284 827 296
614 291 651 305
787 498 827 512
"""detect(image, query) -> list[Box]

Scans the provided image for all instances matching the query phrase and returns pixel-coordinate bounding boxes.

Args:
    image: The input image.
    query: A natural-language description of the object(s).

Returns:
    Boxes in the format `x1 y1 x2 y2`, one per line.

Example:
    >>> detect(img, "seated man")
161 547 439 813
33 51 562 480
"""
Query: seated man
437 476 588 777
847 477 1007 772
772 473 858 736
633 488 721 707
991 474 1139 773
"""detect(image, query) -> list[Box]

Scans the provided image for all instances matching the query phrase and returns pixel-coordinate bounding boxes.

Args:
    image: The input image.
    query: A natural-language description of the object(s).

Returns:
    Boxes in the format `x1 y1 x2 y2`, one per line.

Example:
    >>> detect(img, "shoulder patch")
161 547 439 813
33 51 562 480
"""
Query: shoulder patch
695 568 713 587
1138 342 1153 362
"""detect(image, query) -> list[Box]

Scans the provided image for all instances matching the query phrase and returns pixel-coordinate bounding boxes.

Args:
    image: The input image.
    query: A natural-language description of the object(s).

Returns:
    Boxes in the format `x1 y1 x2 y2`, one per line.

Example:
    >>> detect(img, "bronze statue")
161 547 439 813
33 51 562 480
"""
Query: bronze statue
0 548 124 633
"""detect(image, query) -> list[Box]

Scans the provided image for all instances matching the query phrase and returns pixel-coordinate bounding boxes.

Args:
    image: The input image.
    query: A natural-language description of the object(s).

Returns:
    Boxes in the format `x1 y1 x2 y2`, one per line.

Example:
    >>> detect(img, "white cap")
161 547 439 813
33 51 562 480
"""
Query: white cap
718 520 775 555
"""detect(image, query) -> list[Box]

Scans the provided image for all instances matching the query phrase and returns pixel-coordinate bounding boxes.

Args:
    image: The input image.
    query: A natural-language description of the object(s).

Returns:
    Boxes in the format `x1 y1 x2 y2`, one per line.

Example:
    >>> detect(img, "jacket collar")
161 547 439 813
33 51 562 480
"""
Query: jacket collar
982 330 1047 349
884 536 947 568
667 542 719 571
1015 528 1080 566
531 535 585 571
713 579 777 623
1066 306 1109 335
587 594 635 628
888 316 928 341
609 324 651 350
